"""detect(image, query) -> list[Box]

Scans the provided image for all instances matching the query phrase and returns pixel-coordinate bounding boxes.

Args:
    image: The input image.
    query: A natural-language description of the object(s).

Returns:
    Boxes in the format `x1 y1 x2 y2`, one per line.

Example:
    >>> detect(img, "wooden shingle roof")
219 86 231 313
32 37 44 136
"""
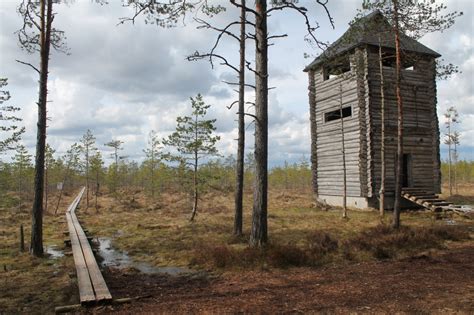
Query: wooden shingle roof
304 10 441 72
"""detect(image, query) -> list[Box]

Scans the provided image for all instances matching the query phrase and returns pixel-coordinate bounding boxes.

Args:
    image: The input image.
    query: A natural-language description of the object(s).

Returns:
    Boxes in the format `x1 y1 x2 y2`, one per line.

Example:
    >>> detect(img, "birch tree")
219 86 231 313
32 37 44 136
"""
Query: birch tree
444 106 459 196
451 131 460 194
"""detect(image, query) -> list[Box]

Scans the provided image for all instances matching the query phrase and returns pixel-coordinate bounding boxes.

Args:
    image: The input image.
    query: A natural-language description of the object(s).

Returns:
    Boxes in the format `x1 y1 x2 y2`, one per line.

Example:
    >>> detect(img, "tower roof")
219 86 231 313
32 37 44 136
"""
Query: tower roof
304 10 441 72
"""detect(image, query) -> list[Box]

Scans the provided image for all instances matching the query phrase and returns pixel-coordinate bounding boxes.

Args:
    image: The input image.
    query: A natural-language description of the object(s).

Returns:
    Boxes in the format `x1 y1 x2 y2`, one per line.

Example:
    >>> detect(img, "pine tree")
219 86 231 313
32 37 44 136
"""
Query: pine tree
104 140 124 194
89 150 104 212
143 130 162 200
163 94 220 221
0 78 25 154
54 143 81 215
17 0 68 256
80 129 96 208
44 144 55 213
12 144 33 212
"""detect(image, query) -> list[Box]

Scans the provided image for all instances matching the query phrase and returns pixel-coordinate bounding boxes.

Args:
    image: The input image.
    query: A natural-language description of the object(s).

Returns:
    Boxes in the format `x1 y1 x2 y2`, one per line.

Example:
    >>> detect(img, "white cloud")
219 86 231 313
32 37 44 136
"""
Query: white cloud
0 0 472 165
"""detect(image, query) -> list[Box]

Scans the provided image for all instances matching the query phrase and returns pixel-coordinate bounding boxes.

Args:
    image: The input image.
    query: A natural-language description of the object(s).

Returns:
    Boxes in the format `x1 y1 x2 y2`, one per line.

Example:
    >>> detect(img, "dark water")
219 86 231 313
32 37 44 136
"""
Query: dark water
97 237 192 276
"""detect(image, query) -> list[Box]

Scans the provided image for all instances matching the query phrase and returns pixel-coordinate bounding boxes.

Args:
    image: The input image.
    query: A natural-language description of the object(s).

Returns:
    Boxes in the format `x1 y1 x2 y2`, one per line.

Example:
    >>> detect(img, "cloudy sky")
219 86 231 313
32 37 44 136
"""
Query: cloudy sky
0 0 473 166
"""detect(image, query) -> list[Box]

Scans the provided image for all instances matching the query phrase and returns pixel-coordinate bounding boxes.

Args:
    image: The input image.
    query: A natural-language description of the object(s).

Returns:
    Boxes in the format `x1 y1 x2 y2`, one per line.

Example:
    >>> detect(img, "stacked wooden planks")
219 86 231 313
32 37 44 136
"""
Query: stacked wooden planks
401 188 452 212
65 187 112 304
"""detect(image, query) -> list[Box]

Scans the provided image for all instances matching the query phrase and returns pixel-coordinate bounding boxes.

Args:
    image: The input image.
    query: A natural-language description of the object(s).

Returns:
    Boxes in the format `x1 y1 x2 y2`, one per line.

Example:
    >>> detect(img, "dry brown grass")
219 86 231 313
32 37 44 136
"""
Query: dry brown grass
0 191 79 313
441 183 474 205
1 185 473 313
78 187 472 269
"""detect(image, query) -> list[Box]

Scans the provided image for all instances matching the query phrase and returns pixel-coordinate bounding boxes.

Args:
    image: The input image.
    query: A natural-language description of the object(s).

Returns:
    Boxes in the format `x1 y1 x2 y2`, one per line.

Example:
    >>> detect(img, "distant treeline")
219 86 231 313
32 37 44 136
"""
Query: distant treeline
441 160 474 184
2 153 471 203
0 153 312 203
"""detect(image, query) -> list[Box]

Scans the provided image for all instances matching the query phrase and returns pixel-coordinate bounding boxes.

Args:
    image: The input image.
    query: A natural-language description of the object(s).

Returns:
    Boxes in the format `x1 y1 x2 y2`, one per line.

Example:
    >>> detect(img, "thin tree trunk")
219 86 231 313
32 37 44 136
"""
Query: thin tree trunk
234 0 246 237
31 0 53 256
44 167 49 213
340 84 347 218
20 224 25 252
378 37 386 217
151 152 155 199
190 112 199 222
447 123 452 196
308 70 319 204
85 146 89 209
190 151 198 221
250 0 268 247
95 169 99 212
392 0 403 229
454 141 457 194
18 164 22 212
54 166 68 215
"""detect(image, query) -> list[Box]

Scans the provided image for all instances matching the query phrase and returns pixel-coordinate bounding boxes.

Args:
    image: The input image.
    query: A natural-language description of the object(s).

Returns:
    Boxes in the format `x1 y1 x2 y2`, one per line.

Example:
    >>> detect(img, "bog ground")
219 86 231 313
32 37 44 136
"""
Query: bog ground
1 185 473 314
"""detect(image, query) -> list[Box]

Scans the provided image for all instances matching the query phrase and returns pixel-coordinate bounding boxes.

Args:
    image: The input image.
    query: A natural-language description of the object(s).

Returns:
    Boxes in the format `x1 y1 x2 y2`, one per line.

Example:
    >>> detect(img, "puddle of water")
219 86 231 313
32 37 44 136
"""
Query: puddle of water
45 245 64 259
97 237 191 276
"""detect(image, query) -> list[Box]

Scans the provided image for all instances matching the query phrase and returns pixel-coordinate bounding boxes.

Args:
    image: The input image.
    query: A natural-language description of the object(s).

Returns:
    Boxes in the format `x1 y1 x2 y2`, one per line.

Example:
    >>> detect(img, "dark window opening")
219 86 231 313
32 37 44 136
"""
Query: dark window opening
402 154 413 187
382 55 415 70
323 58 351 80
382 55 396 68
325 106 352 122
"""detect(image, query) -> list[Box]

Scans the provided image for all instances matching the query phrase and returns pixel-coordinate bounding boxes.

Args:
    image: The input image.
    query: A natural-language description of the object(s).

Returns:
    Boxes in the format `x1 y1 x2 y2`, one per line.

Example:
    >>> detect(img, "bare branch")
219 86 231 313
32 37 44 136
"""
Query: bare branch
227 100 239 110
267 1 334 50
222 80 256 90
230 0 258 16
15 59 40 74
187 51 239 73
268 33 288 40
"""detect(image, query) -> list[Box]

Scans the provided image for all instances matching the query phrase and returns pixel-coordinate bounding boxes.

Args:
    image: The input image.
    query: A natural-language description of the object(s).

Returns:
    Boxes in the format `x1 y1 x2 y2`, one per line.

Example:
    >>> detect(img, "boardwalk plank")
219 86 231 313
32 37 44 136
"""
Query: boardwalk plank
66 187 112 304
66 212 95 303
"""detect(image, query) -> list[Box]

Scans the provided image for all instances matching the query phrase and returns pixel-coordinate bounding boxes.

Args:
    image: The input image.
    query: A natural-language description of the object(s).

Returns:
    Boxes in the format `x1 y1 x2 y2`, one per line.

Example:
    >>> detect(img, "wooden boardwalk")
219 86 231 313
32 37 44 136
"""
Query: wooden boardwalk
66 187 112 304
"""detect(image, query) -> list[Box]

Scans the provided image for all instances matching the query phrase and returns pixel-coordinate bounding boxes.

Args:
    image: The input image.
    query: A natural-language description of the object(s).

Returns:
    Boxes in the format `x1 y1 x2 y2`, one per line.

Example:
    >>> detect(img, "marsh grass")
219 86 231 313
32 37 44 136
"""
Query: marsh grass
1 186 472 312
78 188 472 269
0 192 79 313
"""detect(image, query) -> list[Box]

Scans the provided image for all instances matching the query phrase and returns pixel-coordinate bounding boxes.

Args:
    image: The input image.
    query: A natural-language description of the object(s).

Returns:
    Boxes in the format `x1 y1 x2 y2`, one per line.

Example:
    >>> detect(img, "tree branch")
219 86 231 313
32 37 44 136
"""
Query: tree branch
187 51 239 73
15 59 40 74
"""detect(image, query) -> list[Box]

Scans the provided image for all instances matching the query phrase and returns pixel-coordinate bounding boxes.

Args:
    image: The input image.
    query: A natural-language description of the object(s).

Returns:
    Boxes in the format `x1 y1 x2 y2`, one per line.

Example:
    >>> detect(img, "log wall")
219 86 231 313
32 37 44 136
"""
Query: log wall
312 62 363 197
309 45 441 201
365 47 441 195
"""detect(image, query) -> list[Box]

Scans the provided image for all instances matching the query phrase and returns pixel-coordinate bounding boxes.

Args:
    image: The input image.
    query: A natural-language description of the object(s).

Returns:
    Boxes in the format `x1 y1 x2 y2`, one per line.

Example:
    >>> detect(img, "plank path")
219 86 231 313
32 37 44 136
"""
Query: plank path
65 187 112 304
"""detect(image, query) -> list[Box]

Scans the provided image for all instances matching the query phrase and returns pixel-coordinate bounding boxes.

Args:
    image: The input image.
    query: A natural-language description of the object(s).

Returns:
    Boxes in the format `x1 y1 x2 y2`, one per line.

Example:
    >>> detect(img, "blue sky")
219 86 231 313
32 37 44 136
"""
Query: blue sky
0 0 472 166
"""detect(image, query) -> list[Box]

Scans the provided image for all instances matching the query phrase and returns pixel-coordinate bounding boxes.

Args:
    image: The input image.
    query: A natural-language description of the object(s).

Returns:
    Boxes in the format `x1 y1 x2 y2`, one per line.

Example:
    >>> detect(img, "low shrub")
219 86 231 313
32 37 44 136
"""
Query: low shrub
192 225 471 269
306 231 339 255
266 244 308 268
192 244 238 268
344 224 471 260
